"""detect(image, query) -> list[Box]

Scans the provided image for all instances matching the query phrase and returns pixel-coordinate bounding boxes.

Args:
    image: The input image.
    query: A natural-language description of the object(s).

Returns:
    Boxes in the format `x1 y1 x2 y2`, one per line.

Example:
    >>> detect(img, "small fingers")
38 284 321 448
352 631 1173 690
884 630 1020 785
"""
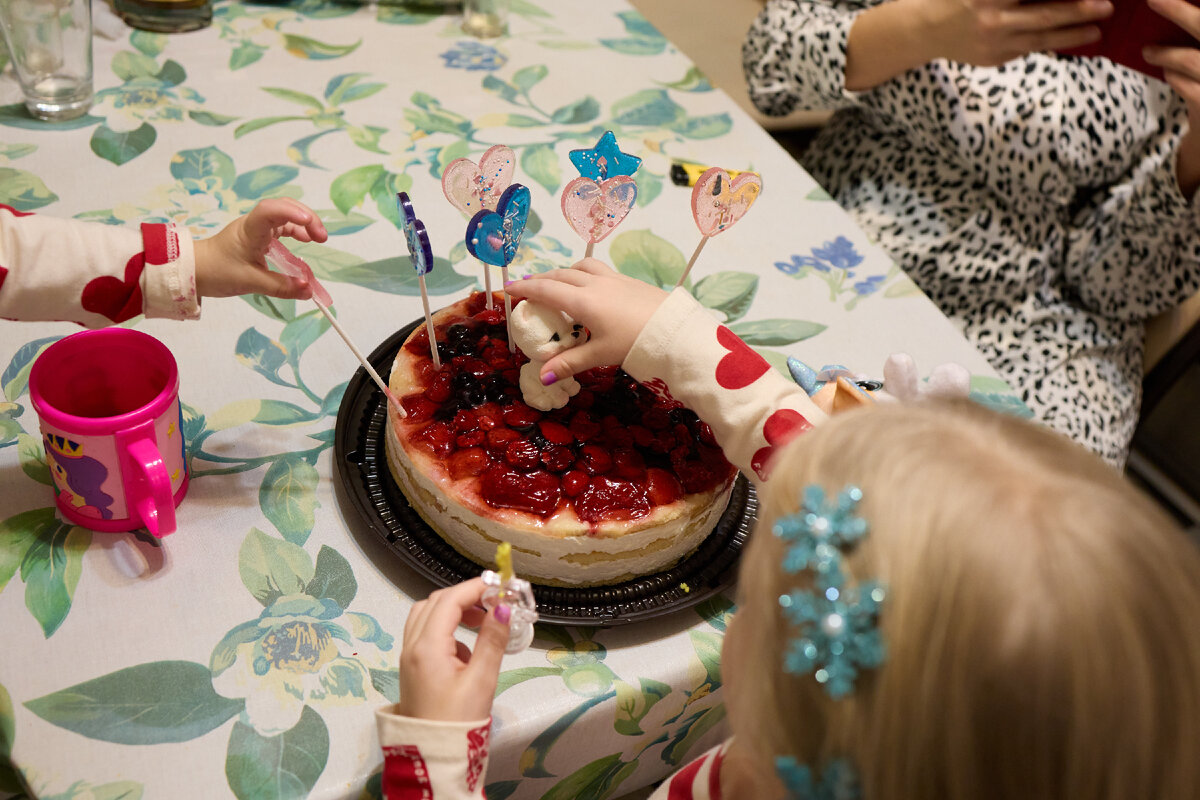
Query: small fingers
465 604 512 686
541 340 612 383
570 257 616 276
403 597 432 651
414 578 490 647
505 274 592 317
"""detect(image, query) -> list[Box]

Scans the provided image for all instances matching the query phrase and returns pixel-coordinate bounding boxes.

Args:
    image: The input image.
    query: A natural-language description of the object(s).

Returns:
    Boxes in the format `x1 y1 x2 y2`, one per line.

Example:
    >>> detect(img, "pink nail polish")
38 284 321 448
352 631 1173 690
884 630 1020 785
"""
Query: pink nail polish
495 603 511 624
541 371 557 386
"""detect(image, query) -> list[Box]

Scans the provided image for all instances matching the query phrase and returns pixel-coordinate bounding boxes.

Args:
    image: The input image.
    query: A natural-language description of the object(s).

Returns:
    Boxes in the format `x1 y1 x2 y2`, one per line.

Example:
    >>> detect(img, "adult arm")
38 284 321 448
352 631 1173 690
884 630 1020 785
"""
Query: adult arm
743 0 1109 172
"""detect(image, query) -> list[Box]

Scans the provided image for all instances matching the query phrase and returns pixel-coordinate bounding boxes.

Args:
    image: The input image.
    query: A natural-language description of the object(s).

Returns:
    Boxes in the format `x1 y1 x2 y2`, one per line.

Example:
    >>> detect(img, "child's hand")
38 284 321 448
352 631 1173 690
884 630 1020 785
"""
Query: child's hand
1143 0 1200 197
398 578 512 722
504 258 668 385
194 198 329 300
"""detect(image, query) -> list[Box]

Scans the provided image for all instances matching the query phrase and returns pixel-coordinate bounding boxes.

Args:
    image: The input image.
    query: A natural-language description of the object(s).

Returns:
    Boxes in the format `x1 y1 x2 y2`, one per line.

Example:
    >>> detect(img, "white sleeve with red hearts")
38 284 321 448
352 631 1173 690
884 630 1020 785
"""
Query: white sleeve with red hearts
375 706 491 800
0 205 199 327
622 288 827 483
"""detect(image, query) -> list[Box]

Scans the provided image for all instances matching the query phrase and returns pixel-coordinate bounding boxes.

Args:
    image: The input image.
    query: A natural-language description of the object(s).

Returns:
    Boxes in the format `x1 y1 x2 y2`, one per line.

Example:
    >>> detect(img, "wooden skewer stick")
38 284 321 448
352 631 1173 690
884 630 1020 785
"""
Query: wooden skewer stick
675 236 709 288
501 266 515 352
417 274 441 370
480 258 493 310
312 297 406 417
584 241 595 260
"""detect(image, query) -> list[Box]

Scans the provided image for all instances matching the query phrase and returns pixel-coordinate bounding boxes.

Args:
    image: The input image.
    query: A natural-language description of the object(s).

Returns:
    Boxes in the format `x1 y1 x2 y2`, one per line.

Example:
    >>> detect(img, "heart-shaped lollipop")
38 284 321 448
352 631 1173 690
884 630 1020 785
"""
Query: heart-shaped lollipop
561 176 637 244
691 167 762 237
465 183 531 267
442 145 516 216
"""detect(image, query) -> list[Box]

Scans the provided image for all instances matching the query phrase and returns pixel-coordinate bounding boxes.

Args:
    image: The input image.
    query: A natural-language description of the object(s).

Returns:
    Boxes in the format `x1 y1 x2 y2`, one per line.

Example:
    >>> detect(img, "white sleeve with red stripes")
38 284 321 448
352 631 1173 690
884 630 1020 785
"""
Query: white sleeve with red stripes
375 706 491 800
648 740 730 800
622 288 827 483
0 204 199 327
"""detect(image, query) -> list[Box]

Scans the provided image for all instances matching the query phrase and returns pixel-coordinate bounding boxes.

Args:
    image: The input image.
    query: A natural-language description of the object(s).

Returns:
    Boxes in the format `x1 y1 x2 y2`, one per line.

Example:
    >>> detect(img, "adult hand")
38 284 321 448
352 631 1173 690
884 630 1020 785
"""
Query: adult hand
194 198 328 300
1143 0 1200 198
504 258 668 385
916 0 1113 66
846 0 1112 91
398 578 512 722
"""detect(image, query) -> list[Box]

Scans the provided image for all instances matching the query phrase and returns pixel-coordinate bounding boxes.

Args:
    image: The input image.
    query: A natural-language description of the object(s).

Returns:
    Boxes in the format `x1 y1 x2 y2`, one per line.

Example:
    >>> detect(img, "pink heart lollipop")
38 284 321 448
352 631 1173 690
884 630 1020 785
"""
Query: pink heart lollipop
561 176 638 244
266 239 332 306
442 145 516 215
691 167 762 237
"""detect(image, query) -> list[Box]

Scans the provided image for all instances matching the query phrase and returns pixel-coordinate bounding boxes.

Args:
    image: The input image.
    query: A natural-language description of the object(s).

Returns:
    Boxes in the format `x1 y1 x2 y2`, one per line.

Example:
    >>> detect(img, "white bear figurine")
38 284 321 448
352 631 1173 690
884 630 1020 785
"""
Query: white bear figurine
877 353 971 402
508 300 588 411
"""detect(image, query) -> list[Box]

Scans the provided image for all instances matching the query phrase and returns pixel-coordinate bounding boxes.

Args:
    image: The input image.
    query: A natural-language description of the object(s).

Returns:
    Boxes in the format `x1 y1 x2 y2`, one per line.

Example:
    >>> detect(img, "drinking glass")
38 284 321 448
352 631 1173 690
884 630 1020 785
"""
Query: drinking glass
462 0 508 37
0 0 94 120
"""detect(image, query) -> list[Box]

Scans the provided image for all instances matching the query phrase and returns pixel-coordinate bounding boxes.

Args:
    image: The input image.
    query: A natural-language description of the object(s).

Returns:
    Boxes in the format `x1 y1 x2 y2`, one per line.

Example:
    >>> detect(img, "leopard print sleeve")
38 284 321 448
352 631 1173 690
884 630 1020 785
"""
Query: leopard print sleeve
742 0 861 117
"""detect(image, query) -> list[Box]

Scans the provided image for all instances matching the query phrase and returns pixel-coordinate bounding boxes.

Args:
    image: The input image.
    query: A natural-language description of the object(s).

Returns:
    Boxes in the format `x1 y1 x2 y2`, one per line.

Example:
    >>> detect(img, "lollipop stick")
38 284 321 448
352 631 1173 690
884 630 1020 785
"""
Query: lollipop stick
501 266 515 352
480 258 493 310
675 236 709 288
312 298 406 418
418 274 442 370
584 242 595 259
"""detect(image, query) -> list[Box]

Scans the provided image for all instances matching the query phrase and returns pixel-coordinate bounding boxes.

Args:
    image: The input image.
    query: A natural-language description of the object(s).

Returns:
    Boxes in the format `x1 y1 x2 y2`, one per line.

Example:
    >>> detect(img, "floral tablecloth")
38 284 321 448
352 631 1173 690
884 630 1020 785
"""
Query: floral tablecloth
0 2 1022 798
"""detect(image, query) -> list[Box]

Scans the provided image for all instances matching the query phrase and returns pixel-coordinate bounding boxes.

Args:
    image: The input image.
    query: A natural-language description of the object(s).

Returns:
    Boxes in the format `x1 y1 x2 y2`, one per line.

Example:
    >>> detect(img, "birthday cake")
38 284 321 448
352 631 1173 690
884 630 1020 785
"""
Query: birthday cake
384 292 736 587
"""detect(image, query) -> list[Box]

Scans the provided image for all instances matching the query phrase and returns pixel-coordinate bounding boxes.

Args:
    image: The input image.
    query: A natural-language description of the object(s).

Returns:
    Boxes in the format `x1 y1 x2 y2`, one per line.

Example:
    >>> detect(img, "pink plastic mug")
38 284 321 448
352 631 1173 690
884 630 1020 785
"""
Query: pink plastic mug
29 328 188 537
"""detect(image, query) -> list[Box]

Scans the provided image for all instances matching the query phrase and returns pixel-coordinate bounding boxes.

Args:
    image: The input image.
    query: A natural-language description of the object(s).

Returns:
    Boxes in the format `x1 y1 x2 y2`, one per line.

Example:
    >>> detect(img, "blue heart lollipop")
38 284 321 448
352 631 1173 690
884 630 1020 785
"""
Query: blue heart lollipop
397 191 433 276
465 183 530 267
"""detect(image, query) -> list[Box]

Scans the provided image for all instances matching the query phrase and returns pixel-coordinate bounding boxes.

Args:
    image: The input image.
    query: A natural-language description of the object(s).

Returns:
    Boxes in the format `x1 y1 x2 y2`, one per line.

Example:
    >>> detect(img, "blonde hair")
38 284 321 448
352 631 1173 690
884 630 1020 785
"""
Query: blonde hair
729 399 1200 800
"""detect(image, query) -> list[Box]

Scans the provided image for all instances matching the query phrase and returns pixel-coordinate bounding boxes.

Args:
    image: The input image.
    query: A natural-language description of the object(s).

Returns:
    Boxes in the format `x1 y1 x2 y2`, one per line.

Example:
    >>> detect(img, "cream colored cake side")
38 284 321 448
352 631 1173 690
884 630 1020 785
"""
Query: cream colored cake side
383 420 733 586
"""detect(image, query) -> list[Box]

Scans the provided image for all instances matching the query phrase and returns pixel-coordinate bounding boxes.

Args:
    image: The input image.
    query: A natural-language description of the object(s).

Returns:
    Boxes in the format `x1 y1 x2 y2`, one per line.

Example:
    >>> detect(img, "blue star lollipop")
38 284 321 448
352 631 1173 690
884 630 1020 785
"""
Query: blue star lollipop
569 130 642 181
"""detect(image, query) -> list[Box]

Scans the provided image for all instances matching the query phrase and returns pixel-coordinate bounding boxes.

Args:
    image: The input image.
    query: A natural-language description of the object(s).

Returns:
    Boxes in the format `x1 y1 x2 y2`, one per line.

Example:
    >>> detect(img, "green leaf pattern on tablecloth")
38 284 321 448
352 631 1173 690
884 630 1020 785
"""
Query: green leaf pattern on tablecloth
488 603 732 798
2 678 146 799
21 526 391 797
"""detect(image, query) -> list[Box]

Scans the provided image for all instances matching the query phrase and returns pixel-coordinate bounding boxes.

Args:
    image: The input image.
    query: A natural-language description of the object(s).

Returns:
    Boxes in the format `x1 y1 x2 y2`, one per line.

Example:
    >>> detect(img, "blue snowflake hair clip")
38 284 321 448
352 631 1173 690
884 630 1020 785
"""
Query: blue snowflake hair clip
773 485 886 699
771 486 883 799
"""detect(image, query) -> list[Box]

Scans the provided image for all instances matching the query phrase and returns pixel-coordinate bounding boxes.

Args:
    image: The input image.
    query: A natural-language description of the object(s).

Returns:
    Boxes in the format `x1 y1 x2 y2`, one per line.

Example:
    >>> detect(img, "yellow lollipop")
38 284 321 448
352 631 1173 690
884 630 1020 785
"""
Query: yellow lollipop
495 541 513 584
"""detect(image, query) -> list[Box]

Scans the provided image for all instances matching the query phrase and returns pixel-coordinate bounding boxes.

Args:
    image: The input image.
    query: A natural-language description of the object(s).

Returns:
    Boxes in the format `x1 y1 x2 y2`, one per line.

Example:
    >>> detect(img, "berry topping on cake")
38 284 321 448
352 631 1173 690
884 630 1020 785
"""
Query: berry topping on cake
393 292 733 528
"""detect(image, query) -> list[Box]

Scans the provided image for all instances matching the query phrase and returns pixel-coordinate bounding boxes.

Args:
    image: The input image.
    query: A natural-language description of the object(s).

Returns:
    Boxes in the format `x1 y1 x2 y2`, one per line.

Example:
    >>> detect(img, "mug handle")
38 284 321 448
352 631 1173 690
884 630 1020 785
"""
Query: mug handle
119 426 176 537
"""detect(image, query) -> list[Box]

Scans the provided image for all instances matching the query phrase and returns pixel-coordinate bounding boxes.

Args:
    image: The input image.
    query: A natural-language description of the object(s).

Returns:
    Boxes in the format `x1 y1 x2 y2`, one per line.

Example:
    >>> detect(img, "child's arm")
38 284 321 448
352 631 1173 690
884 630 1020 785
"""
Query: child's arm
0 203 199 326
0 199 324 327
505 261 828 483
376 578 510 800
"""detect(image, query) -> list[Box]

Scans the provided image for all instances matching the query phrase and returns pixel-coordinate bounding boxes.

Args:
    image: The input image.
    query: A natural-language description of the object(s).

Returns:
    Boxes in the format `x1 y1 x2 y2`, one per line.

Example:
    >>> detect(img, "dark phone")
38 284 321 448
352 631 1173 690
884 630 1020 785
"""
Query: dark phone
1049 0 1197 78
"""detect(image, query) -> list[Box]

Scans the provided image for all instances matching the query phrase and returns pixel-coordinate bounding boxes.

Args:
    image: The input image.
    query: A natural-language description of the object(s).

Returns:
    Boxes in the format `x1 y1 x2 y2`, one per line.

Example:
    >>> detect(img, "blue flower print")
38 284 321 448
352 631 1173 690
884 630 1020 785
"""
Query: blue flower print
775 236 893 309
812 236 863 271
853 275 886 295
440 41 507 71
774 254 830 275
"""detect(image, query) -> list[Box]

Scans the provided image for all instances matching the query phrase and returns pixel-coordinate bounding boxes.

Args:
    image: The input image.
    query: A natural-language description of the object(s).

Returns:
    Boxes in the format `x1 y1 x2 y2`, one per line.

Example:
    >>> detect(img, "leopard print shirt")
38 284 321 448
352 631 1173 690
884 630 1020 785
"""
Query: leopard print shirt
743 0 1200 466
